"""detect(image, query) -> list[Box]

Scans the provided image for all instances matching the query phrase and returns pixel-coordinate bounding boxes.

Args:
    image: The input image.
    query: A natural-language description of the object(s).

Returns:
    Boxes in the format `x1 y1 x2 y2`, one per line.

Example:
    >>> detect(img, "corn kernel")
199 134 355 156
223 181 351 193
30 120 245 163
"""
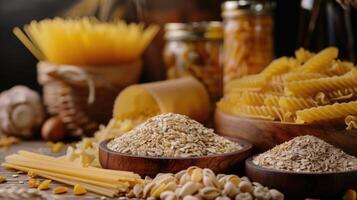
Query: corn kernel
37 179 51 190
53 186 68 194
344 189 357 200
73 184 87 195
0 176 7 183
28 178 39 188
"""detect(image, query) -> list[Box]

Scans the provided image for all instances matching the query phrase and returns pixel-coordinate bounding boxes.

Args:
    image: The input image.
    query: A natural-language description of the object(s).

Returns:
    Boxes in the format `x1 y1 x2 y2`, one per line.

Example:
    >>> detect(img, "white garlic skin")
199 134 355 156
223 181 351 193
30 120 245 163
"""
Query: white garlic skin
0 86 44 138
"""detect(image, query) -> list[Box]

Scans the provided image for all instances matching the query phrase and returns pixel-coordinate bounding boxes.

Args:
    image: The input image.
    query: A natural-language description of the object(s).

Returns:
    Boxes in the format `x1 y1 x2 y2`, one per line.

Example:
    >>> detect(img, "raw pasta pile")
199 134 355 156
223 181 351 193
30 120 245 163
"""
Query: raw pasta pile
13 17 159 65
218 47 357 127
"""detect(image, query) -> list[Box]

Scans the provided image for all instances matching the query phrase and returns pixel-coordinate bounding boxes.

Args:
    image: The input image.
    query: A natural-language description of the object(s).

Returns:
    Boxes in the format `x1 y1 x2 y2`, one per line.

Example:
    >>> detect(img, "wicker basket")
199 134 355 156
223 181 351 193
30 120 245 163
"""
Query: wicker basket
37 61 142 137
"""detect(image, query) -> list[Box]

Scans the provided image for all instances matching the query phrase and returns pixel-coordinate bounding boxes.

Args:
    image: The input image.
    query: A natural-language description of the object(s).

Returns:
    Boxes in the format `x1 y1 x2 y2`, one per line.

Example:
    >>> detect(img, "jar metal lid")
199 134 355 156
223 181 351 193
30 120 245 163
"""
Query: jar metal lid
164 22 222 40
222 0 274 17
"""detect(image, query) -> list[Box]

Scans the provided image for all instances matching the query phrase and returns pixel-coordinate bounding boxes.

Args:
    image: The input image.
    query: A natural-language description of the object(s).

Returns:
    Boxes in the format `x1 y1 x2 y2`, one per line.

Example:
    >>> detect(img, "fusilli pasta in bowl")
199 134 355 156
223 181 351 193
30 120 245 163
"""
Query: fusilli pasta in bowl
216 47 357 156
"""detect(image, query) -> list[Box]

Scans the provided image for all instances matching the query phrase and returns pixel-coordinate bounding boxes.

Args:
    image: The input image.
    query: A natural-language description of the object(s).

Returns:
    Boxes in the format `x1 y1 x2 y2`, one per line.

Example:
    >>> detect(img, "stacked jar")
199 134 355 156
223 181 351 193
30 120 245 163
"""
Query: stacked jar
163 22 223 103
222 0 274 87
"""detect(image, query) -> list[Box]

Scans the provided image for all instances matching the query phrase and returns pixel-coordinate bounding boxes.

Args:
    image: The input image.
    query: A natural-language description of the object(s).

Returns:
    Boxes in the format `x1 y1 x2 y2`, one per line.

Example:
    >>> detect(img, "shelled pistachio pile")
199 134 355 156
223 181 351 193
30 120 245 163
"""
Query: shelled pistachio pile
126 166 284 200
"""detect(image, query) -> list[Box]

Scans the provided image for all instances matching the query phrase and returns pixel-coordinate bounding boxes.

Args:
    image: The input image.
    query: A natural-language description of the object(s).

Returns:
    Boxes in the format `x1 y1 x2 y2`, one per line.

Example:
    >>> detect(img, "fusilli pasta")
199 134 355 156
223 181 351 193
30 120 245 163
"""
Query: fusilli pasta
219 46 357 124
300 47 338 73
279 96 316 112
261 57 290 78
325 60 354 76
285 70 357 97
264 95 280 107
233 105 289 121
296 101 357 123
240 92 265 106
295 48 315 64
283 72 326 82
225 74 267 93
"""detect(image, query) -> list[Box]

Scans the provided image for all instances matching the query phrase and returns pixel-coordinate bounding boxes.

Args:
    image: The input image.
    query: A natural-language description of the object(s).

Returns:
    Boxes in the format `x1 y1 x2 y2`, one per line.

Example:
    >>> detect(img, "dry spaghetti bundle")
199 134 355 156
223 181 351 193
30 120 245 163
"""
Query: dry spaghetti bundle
3 151 142 197
13 17 159 65
219 47 357 128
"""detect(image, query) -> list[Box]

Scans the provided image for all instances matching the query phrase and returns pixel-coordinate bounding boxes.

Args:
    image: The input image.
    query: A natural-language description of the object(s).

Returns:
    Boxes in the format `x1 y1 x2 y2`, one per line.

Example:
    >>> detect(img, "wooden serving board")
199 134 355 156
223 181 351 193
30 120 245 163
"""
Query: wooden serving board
0 141 106 200
214 110 357 156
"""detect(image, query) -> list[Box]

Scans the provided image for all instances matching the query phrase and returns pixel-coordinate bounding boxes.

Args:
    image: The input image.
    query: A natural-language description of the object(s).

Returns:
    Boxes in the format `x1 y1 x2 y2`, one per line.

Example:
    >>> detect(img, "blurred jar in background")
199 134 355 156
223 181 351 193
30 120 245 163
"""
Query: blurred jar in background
163 22 223 103
222 0 274 87
134 0 225 82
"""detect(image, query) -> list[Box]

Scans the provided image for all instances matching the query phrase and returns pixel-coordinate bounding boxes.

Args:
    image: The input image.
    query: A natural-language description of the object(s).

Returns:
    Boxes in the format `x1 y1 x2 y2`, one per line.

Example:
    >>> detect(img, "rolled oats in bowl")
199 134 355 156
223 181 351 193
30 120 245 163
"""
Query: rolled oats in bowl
253 135 357 173
107 113 242 157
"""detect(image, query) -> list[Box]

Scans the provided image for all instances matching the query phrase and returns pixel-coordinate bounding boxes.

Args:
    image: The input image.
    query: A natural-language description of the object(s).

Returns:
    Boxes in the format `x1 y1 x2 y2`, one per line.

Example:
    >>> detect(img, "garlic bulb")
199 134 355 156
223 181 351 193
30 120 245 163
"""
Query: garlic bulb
0 86 44 138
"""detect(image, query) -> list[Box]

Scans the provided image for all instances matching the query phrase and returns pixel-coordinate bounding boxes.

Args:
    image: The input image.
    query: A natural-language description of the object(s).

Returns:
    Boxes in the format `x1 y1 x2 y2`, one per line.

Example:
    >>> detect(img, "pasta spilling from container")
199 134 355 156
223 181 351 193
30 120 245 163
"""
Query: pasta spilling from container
218 47 357 128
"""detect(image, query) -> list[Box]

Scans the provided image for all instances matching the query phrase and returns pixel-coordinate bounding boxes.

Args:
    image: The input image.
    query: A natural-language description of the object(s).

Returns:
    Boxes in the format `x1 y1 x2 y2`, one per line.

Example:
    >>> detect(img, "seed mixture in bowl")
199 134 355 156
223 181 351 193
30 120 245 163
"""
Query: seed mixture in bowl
107 113 242 157
253 135 357 172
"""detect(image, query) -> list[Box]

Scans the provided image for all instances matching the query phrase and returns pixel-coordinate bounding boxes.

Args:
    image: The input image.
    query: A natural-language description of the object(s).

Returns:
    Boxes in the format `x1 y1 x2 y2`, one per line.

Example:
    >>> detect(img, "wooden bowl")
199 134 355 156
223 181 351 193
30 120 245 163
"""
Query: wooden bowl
99 137 252 177
245 157 357 199
214 110 357 156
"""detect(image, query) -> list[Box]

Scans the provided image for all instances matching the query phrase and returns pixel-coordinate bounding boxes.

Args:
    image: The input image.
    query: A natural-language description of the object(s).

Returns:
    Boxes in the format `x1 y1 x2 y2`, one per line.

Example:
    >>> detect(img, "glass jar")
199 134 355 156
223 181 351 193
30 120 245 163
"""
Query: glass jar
163 22 223 102
222 0 274 86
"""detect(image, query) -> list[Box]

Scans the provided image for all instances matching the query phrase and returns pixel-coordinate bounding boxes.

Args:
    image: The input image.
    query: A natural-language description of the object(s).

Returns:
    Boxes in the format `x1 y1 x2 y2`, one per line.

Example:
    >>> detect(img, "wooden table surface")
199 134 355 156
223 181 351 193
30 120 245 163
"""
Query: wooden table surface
0 141 111 200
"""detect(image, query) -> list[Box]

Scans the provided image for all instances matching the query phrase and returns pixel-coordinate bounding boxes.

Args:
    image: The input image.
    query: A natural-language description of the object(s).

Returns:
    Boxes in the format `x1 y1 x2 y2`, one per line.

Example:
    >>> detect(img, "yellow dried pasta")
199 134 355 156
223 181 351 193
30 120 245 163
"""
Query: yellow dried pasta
271 75 284 84
326 87 357 101
345 115 357 130
216 95 240 115
314 92 331 105
264 95 280 107
225 74 267 93
296 101 357 123
233 105 291 121
282 72 326 82
314 87 357 105
261 57 291 78
285 70 357 97
295 48 315 64
279 96 316 112
300 47 338 73
240 92 265 106
325 60 354 76
262 82 284 94
219 47 357 124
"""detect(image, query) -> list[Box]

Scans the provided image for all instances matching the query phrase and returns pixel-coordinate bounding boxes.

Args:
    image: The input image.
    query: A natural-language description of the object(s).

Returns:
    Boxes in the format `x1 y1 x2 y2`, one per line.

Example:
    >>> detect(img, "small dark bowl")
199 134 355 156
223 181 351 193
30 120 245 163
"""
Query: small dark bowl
245 157 357 200
99 137 252 177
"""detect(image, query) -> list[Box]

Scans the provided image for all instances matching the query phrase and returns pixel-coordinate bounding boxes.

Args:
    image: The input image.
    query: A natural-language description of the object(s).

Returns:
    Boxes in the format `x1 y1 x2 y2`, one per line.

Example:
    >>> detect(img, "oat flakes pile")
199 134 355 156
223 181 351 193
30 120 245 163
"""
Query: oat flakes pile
107 113 241 157
253 135 357 172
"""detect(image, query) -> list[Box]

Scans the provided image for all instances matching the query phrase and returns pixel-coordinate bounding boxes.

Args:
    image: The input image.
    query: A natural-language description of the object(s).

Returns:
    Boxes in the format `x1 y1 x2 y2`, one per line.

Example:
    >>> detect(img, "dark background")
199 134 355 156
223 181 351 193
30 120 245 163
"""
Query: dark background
0 0 355 92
